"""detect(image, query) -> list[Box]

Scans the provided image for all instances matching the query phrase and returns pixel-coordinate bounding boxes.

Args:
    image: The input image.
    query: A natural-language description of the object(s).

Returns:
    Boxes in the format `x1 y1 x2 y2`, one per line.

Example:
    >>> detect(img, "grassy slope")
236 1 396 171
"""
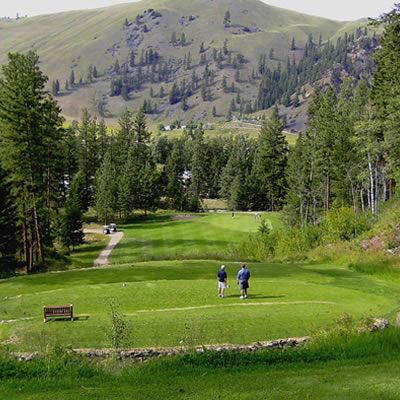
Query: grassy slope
0 0 347 122
5 358 400 399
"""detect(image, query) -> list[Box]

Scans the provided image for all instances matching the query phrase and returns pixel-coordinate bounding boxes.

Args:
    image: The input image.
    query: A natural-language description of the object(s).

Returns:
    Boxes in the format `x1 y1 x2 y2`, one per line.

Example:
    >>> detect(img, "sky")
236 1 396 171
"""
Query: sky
0 0 396 21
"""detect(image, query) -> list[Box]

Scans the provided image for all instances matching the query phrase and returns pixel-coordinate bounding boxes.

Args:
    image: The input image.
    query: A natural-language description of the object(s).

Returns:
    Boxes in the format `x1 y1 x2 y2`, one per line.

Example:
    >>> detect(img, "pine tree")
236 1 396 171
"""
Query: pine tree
137 158 159 215
235 69 240 82
70 69 75 86
226 106 232 122
169 81 180 104
61 172 85 250
372 6 400 188
166 147 184 210
190 128 207 197
230 98 236 112
223 38 229 55
222 75 227 92
0 51 65 271
95 151 117 224
77 109 99 210
224 10 231 26
0 166 18 273
129 51 135 68
251 109 288 211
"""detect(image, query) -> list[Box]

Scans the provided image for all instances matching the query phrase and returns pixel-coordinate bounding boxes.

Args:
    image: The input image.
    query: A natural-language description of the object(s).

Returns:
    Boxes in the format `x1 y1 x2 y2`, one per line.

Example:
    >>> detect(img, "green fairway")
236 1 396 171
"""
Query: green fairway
109 212 281 263
1 259 399 351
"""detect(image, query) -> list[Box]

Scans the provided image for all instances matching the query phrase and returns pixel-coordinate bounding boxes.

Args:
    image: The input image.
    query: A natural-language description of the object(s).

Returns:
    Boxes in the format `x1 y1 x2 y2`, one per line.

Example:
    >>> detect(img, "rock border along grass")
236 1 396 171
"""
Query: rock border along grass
14 336 310 362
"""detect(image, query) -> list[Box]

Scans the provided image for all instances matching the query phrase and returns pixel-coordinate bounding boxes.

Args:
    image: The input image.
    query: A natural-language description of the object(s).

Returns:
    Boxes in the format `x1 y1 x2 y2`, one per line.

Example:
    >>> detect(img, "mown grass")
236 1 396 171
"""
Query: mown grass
110 212 281 263
1 259 399 351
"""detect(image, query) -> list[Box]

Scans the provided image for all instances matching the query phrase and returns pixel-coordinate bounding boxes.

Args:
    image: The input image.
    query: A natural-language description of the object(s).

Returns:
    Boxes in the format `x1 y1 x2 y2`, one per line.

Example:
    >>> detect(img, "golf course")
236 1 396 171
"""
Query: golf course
3 211 400 398
1 212 399 351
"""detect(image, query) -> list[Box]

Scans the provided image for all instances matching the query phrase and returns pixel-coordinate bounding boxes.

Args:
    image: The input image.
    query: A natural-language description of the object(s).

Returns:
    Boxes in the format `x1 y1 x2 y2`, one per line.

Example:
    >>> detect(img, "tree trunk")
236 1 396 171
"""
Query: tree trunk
22 216 29 274
325 174 330 217
32 196 45 264
360 187 365 214
47 166 51 209
28 162 46 264
382 168 387 202
368 161 375 215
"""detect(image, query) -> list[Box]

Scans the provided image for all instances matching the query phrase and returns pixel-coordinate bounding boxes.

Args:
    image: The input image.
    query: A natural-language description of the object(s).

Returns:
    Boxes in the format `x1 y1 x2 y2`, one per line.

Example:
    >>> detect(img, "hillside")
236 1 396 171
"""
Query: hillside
0 0 371 125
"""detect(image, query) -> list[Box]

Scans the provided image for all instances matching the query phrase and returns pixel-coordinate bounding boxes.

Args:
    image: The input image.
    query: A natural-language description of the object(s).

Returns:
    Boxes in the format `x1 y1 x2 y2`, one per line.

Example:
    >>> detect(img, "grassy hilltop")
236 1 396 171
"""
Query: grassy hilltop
0 0 364 124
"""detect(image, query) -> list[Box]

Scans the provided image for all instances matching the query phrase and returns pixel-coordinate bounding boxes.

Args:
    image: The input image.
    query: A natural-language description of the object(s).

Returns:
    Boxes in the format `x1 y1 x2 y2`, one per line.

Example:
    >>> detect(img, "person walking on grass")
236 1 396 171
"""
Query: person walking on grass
237 263 250 299
218 264 227 298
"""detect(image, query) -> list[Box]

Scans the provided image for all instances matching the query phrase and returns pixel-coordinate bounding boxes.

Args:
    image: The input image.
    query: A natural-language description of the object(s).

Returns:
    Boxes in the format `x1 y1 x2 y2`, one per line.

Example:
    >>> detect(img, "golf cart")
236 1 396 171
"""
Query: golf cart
110 223 117 232
103 225 110 234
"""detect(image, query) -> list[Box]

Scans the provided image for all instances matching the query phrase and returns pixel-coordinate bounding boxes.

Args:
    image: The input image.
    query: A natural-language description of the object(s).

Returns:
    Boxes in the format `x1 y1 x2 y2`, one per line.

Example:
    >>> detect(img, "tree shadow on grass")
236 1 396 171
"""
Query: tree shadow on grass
114 239 232 250
122 217 208 231
72 244 105 254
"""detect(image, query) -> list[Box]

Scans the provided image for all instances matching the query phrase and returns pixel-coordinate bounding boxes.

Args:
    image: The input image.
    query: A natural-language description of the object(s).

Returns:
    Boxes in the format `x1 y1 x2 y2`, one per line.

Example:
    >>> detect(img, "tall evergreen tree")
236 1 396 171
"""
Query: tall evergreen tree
0 167 18 273
77 109 99 210
0 51 65 271
61 172 85 250
165 146 184 210
95 151 117 224
250 109 288 211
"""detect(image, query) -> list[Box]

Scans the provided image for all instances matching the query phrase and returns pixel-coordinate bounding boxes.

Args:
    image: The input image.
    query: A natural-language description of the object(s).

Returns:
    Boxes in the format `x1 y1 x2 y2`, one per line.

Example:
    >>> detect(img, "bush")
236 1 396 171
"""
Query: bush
325 205 372 242
234 206 373 262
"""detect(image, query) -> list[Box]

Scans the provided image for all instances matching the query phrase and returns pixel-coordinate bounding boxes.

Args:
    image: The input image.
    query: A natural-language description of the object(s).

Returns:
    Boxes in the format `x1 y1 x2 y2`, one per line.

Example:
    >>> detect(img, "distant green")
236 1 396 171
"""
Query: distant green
110 212 281 263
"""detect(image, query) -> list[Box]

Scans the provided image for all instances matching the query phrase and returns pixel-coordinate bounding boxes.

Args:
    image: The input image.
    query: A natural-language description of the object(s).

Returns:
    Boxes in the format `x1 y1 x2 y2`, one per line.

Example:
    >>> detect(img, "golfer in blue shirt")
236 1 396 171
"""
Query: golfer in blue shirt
237 263 250 299
217 264 227 298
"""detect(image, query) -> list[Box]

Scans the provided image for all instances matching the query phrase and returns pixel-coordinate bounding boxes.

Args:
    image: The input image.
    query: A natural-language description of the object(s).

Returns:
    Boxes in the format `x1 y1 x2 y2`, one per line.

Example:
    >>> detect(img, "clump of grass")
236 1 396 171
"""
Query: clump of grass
0 344 99 380
348 254 400 276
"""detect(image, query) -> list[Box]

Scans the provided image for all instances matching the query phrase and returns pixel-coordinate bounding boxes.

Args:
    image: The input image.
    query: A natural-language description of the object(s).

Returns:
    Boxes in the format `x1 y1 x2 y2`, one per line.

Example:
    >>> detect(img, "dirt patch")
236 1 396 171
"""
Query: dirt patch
1 334 21 345
0 317 32 325
170 214 201 221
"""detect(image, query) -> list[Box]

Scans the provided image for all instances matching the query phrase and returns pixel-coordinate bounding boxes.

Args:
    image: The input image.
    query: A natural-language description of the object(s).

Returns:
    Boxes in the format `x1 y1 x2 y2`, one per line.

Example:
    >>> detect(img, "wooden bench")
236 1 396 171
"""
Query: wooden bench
43 304 73 322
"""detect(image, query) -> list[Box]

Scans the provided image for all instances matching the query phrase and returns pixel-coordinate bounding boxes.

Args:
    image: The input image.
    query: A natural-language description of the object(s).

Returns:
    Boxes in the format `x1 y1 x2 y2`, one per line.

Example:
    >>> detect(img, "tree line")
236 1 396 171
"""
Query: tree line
1 6 399 274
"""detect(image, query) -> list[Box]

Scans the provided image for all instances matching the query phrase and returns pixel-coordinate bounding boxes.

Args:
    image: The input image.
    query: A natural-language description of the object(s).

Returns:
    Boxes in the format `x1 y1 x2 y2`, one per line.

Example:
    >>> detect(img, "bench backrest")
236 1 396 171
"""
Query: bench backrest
43 305 73 316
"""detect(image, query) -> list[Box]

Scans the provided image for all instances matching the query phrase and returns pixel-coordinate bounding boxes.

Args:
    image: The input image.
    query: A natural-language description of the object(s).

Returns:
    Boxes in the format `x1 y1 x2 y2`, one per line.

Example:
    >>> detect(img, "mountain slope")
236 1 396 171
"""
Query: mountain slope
0 0 361 123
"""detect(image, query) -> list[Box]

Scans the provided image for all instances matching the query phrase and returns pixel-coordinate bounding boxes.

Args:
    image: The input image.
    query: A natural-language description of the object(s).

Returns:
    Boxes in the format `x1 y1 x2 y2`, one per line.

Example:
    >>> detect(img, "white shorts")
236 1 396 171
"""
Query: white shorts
218 282 226 289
